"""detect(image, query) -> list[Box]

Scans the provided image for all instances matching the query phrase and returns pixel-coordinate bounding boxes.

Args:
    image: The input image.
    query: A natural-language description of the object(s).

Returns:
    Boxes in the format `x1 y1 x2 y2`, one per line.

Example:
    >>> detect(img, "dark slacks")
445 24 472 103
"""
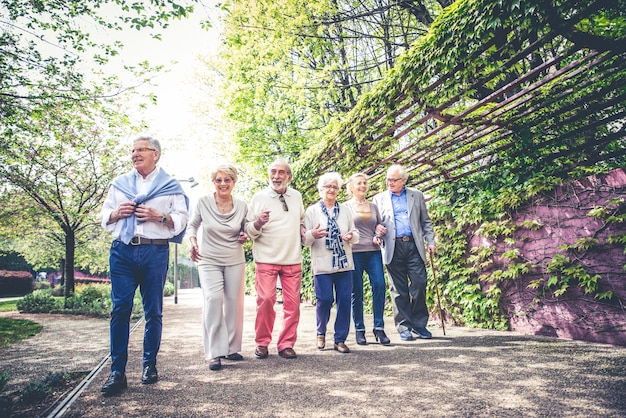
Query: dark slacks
385 240 429 332
315 271 353 344
109 240 169 373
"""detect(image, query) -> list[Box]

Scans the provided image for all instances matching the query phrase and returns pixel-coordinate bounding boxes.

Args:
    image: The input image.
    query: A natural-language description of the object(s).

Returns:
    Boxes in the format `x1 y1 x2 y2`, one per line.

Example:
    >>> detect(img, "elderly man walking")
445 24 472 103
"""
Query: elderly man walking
100 135 189 395
373 164 436 341
245 159 305 359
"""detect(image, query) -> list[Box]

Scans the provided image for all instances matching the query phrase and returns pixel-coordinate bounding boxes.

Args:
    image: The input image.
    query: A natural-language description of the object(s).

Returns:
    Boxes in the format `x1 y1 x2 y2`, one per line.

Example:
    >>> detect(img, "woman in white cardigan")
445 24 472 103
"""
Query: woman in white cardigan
302 172 359 353
188 164 248 371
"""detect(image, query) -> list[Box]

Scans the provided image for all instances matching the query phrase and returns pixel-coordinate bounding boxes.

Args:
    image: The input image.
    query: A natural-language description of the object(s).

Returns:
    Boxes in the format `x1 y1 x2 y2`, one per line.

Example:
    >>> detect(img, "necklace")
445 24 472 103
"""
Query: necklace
353 199 367 204
215 195 233 212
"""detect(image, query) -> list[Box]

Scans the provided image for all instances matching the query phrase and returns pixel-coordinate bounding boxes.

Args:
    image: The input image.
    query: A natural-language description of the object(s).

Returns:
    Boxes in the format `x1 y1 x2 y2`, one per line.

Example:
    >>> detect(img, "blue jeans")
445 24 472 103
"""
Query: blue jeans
109 240 169 373
351 251 387 330
315 271 352 343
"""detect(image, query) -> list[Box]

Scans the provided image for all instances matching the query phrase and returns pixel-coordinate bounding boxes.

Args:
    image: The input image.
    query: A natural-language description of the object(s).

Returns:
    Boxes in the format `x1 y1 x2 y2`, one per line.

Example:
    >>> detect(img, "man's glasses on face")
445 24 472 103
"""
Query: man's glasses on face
279 194 289 211
386 177 403 184
214 178 233 184
131 147 156 154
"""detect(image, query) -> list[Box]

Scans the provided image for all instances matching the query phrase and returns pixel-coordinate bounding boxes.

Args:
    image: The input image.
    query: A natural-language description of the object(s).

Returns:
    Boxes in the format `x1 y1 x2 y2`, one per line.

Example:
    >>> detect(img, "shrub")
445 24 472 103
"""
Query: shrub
34 281 51 290
62 284 111 318
15 283 144 319
16 290 62 313
0 372 11 416
19 372 66 404
0 271 33 297
163 281 174 297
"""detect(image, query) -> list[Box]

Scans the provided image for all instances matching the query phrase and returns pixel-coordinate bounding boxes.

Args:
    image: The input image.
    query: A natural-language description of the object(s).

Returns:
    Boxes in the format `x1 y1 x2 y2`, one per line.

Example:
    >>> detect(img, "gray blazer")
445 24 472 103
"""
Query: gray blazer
372 188 436 265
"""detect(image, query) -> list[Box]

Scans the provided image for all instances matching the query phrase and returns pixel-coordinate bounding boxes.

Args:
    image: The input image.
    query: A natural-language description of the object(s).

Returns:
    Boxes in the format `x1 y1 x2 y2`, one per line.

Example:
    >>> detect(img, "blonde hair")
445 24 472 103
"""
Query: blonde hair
211 164 239 183
346 172 368 197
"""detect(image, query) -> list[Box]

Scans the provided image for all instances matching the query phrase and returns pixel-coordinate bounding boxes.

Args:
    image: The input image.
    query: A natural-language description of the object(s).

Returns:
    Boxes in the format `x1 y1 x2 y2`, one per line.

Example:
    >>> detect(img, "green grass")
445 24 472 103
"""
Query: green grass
0 300 19 312
0 317 43 347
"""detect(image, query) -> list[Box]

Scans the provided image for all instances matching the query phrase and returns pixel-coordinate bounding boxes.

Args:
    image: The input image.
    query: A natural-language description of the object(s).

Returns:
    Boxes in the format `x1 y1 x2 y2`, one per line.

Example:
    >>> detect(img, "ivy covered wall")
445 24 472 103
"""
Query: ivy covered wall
467 168 626 345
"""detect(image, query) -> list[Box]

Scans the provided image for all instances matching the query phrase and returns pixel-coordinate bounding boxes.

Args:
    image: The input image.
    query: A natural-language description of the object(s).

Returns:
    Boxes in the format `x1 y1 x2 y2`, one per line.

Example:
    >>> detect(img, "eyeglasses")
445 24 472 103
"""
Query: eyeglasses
279 194 289 211
322 185 339 190
214 178 233 184
386 177 403 183
131 147 156 154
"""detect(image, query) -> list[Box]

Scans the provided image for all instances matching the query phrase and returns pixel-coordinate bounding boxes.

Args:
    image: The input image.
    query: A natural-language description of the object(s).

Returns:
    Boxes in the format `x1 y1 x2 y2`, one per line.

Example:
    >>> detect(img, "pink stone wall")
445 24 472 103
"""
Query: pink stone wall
470 168 626 346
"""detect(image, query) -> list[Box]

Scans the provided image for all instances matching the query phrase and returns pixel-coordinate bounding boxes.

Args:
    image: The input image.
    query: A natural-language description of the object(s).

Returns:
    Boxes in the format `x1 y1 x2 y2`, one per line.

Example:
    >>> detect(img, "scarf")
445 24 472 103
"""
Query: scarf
320 201 348 270
111 168 189 244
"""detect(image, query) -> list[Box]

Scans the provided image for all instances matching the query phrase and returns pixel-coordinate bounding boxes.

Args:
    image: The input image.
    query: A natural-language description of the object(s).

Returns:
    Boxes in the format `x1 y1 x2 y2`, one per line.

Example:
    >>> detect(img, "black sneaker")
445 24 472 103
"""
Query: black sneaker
412 327 433 339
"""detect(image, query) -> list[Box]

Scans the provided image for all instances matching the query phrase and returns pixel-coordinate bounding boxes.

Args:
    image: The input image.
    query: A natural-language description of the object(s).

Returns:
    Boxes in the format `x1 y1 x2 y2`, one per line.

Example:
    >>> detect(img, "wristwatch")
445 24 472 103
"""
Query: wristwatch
160 213 167 224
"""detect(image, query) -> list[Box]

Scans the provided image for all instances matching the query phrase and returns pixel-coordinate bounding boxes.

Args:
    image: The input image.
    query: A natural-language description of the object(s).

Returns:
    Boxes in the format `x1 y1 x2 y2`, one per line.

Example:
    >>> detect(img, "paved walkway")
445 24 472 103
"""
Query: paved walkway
2 288 626 417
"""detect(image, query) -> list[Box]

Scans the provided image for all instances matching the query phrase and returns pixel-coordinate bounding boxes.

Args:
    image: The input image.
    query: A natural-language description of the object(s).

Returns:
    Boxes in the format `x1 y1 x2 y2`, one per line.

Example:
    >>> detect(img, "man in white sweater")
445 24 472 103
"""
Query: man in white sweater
245 160 305 359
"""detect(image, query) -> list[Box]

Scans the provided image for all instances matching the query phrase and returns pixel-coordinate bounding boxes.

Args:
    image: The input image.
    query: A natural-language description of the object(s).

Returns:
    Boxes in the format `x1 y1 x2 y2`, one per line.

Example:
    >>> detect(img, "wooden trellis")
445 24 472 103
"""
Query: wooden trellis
294 0 626 199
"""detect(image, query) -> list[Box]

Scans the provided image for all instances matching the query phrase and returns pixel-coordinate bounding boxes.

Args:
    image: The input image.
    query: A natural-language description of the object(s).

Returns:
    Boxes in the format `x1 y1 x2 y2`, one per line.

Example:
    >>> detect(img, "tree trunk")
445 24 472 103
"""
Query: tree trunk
64 231 76 298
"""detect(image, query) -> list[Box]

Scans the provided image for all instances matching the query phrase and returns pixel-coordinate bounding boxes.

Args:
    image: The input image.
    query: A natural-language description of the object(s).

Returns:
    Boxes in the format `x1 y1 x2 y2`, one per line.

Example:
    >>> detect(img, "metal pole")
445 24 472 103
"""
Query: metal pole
428 252 446 336
174 243 178 304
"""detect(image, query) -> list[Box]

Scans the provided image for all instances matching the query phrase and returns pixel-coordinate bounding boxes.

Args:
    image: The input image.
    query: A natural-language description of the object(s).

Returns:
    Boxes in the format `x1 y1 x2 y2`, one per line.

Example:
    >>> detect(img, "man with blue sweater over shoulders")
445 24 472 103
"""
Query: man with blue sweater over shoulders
99 135 189 396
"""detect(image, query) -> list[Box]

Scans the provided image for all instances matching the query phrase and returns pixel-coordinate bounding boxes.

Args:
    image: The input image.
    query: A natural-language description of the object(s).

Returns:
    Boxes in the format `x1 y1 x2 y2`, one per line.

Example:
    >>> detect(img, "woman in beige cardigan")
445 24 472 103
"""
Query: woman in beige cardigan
302 172 359 353
188 164 248 371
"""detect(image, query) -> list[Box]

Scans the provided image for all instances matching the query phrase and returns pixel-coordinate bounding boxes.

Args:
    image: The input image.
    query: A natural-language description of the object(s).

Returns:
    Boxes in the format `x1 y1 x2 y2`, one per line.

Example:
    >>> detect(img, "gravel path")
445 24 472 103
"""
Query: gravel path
2 289 625 417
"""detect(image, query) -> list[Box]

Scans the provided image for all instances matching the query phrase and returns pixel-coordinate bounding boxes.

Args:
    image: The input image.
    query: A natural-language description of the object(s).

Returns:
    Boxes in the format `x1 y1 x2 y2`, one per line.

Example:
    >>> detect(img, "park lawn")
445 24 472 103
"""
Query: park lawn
0 317 43 347
0 300 18 312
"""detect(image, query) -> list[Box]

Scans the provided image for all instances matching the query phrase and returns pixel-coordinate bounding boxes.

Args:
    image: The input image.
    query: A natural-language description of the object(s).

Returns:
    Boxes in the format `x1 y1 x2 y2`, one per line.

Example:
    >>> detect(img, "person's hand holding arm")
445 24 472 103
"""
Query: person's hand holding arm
190 237 202 262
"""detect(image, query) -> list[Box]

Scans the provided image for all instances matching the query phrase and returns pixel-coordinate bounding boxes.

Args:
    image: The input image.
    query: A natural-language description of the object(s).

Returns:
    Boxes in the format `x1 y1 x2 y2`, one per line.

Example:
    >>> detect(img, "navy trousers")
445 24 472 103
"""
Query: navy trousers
108 240 169 373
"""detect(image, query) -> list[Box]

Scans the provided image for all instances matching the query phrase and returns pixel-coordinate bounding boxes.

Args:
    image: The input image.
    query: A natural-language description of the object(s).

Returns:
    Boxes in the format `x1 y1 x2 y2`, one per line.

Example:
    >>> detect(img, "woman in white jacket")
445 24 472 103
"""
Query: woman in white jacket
302 172 359 353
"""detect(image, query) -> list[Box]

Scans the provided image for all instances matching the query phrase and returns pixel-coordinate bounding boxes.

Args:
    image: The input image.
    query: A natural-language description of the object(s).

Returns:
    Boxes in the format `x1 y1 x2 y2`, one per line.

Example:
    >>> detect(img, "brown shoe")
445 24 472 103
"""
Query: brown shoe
317 335 325 350
334 342 350 353
278 347 297 359
255 346 268 359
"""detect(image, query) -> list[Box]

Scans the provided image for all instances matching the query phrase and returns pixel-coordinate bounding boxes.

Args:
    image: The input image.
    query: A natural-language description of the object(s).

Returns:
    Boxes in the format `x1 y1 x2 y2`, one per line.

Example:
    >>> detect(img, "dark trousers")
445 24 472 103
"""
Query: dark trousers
109 240 169 373
386 240 429 332
314 271 353 344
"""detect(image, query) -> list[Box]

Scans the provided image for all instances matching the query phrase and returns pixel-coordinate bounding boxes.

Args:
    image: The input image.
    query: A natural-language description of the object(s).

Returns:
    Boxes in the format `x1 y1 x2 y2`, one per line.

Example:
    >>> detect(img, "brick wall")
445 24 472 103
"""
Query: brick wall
471 168 626 346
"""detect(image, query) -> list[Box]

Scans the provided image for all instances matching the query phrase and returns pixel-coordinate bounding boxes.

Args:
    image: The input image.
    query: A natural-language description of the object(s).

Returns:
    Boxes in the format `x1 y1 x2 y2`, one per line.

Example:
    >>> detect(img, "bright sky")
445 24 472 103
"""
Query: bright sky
100 4 228 202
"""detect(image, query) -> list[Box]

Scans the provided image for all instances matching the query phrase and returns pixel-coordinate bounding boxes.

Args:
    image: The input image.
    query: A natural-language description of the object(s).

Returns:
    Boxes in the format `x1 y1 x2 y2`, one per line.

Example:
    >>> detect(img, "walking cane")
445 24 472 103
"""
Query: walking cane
428 252 446 336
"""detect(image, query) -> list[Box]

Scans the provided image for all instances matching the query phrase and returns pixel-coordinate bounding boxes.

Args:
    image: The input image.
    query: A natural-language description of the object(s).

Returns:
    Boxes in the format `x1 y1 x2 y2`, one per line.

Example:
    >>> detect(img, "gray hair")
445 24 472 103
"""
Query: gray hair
134 135 161 162
268 159 292 176
387 164 408 180
317 172 343 197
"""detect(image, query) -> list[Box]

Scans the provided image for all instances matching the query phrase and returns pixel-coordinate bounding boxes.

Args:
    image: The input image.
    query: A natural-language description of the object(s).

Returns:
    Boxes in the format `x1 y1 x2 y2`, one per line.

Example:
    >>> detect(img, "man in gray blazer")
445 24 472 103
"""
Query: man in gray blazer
373 164 437 341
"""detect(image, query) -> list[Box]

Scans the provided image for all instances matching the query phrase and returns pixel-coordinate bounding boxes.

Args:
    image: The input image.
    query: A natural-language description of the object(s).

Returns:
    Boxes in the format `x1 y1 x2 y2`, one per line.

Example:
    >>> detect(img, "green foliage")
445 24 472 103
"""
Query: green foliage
63 284 112 318
19 372 67 405
16 290 63 313
1 0 205 293
14 284 147 319
164 281 175 297
0 371 11 416
532 254 604 297
218 0 445 176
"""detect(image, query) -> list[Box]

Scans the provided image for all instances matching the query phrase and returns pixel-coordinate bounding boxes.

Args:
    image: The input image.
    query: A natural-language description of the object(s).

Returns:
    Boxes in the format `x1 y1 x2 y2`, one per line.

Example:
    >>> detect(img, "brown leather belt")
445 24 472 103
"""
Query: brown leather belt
129 236 169 246
394 236 414 242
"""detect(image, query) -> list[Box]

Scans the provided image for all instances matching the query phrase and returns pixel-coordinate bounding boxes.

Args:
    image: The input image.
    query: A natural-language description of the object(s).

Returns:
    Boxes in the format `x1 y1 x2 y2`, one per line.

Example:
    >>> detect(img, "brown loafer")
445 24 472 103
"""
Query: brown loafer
334 342 350 353
317 335 325 350
255 345 268 359
278 347 297 359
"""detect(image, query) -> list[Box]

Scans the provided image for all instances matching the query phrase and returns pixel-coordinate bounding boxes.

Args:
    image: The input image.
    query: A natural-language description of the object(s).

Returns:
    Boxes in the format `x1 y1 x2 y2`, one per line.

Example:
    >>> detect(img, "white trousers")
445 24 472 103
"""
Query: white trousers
197 262 245 360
